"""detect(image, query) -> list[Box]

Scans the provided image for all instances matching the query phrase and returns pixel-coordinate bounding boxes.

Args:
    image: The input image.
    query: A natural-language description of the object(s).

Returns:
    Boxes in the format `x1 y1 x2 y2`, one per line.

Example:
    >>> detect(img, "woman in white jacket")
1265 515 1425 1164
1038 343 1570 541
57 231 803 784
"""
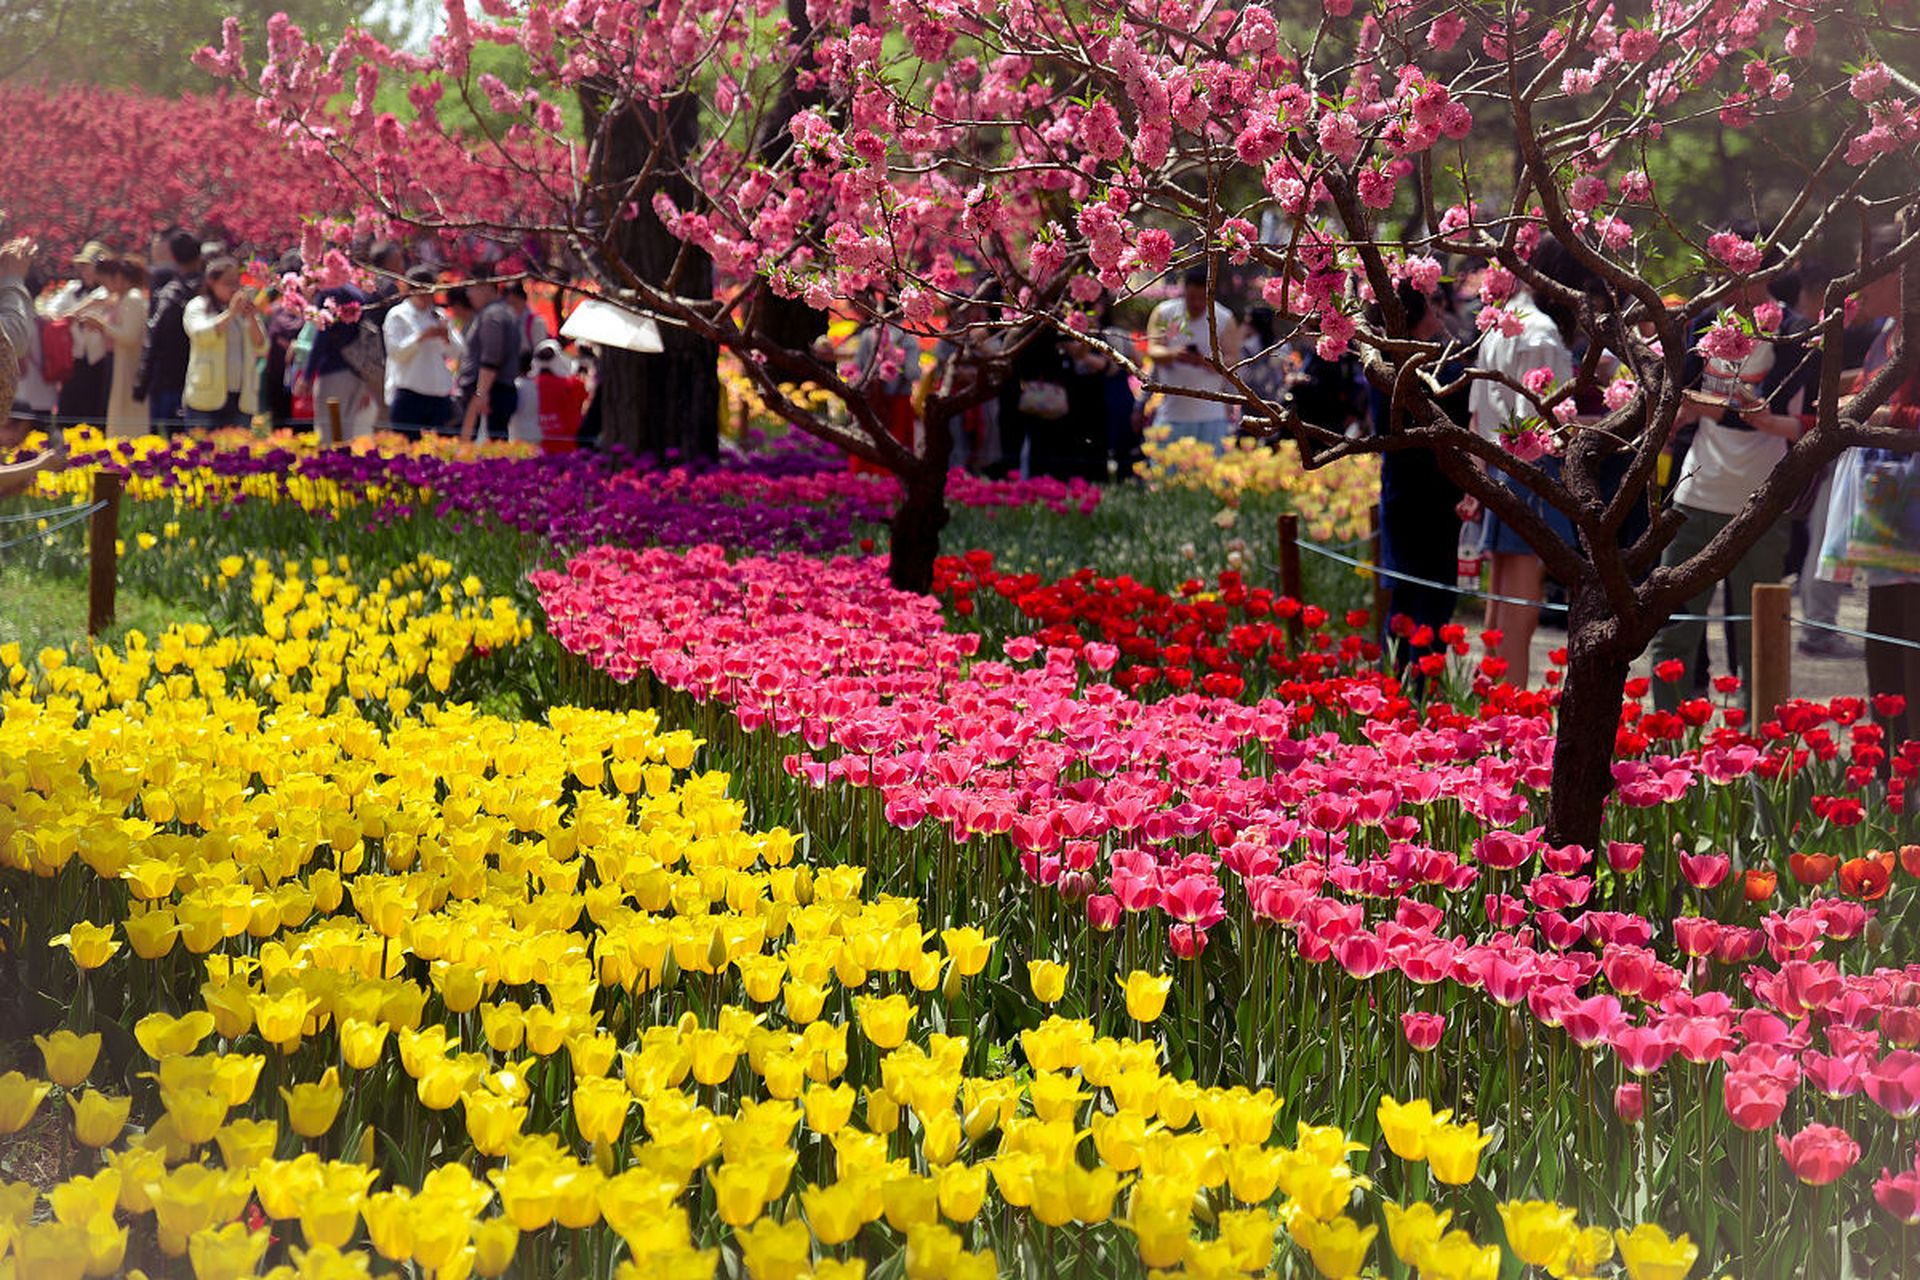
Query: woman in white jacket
183 258 266 429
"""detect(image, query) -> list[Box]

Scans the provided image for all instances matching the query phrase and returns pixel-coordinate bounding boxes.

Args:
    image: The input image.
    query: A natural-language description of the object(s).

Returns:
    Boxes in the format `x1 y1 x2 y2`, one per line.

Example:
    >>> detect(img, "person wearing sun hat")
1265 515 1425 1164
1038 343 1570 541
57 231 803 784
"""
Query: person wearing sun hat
51 239 114 425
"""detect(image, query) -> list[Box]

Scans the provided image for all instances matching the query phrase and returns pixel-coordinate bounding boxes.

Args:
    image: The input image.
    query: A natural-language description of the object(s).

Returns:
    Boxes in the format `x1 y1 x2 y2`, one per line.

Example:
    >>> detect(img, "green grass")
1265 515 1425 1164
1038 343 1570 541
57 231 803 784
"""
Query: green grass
0 566 197 658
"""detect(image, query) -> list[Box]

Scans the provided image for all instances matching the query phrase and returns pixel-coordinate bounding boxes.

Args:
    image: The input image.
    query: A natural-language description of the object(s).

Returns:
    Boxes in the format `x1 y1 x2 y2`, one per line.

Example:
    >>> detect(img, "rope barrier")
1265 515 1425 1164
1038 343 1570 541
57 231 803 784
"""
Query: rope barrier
1289 535 1751 624
0 501 106 552
0 499 94 525
1792 614 1920 653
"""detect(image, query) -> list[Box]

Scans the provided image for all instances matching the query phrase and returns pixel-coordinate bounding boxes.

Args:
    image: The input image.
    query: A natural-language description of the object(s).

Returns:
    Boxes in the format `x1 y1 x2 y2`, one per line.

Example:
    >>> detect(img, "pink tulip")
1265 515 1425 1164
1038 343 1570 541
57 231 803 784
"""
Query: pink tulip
1401 1012 1445 1051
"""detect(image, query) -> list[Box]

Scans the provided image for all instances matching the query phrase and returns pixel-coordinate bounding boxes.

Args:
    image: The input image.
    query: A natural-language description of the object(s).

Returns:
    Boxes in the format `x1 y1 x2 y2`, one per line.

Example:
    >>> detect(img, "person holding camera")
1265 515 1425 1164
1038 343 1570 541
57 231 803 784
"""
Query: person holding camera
1145 266 1239 448
181 258 266 429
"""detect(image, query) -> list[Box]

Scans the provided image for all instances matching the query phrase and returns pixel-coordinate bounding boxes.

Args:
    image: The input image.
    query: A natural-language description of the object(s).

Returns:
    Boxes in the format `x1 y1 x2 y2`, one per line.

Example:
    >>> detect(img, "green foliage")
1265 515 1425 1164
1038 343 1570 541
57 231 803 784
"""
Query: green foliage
9 0 388 95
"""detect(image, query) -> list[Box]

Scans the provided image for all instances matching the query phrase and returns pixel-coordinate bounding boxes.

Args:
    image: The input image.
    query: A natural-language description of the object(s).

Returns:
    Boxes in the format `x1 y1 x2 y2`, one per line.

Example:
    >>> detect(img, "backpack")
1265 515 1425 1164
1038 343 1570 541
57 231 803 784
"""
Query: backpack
38 316 74 385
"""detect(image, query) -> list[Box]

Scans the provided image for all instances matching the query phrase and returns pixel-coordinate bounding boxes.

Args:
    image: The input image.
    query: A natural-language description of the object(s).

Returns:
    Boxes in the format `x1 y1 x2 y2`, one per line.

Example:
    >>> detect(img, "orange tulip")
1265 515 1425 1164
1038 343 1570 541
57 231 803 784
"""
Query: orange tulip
1743 869 1777 902
1788 853 1836 887
1838 857 1890 901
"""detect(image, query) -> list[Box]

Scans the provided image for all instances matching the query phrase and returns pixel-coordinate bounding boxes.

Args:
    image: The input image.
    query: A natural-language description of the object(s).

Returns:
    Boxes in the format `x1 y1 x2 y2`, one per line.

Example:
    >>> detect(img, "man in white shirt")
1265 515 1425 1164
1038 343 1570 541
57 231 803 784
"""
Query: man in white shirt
1145 267 1239 448
383 266 464 436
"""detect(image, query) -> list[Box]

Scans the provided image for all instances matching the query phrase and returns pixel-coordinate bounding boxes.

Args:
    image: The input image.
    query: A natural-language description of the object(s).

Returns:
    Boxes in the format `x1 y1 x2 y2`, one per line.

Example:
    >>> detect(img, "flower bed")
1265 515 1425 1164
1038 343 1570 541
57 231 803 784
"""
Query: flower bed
536 543 1920 1275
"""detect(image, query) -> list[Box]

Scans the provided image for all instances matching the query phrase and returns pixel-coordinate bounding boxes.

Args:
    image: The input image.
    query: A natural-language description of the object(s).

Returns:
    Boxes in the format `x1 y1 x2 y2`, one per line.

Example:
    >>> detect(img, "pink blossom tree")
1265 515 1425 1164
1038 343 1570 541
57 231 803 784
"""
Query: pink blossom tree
211 1 1920 847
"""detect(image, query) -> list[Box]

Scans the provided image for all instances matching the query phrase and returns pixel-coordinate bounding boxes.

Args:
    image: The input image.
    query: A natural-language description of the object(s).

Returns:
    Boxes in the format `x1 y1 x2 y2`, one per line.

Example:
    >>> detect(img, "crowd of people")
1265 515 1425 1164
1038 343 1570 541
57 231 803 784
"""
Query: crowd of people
874 238 1915 733
3 229 594 452
4 219 1915 724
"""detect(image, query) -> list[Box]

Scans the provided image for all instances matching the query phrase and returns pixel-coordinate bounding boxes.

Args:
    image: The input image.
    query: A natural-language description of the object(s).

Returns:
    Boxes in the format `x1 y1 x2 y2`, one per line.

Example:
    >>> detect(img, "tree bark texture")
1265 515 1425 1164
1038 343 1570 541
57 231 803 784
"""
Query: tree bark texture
888 400 955 593
1543 578 1642 849
585 91 719 462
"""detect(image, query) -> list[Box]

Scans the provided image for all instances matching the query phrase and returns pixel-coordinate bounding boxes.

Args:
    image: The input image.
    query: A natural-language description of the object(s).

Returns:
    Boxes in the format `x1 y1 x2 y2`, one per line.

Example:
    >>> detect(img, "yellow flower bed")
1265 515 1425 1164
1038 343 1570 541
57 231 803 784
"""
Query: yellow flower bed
0 684 1687 1280
4 552 529 716
1137 432 1379 547
0 583 1690 1280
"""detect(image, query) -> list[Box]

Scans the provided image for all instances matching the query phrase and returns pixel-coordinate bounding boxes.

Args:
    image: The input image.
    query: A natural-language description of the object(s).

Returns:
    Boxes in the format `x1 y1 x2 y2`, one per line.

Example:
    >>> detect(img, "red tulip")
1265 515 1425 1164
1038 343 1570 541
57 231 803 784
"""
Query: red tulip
1875 1167 1920 1223
1775 1122 1860 1185
1724 1069 1794 1131
1613 1082 1645 1124
1401 1012 1445 1052
1789 852 1838 885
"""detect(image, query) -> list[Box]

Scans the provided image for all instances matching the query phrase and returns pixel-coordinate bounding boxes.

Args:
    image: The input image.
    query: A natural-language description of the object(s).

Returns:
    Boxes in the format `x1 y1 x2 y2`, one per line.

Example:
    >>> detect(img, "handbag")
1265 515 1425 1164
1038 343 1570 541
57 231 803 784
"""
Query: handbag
1017 379 1069 420
340 318 387 391
1821 447 1920 579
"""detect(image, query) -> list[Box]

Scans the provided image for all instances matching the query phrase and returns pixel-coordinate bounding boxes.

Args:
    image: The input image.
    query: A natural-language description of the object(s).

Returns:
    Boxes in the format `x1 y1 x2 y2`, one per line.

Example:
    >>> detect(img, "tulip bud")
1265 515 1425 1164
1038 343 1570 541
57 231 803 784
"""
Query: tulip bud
942 960 966 1004
1058 870 1094 904
1614 1082 1644 1124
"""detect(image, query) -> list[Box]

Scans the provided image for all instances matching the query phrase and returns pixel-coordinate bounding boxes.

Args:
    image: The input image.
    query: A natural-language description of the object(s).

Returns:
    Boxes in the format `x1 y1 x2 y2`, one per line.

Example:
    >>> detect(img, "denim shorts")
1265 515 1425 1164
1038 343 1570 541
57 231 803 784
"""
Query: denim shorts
1485 456 1576 556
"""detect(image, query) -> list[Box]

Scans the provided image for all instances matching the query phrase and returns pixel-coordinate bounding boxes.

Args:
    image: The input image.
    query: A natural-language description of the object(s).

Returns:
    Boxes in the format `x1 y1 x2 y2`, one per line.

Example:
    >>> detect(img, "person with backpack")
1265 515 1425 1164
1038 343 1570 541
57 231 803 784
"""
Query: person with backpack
138 230 204 432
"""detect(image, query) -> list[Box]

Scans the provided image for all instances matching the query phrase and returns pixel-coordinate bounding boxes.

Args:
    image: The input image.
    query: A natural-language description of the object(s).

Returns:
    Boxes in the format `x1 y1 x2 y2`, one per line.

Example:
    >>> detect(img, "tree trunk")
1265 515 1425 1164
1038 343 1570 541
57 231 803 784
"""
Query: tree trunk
888 403 954 593
1543 579 1639 849
583 91 719 462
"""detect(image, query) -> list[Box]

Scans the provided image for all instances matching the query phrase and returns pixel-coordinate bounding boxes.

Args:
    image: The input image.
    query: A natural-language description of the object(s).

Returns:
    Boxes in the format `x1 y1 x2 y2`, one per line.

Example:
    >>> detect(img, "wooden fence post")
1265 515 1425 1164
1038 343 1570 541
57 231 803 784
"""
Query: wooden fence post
325 397 343 448
1750 581 1792 722
1278 512 1303 650
87 470 123 637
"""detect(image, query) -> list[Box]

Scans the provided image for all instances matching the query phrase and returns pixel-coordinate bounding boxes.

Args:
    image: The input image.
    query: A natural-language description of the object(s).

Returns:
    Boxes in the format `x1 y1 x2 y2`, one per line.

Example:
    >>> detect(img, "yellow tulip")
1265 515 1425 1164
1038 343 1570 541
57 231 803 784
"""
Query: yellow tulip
214 1118 280 1171
1118 971 1173 1022
801 1180 870 1245
281 1067 344 1138
431 960 487 1013
362 1188 415 1261
1288 1212 1378 1279
35 1030 102 1088
15 1220 90 1280
47 1170 119 1225
1026 959 1069 1003
1377 1095 1450 1163
50 922 121 970
297 1161 375 1249
937 1161 989 1222
250 989 319 1053
472 1217 519 1277
1383 1201 1452 1267
123 907 179 960
187 1221 270 1280
855 994 914 1050
573 1076 631 1146
783 978 828 1025
464 1092 529 1158
1426 1120 1494 1186
736 1216 811 1280
338 1017 390 1070
67 1090 131 1148
1614 1224 1699 1280
1501 1199 1581 1270
159 1085 229 1146
135 1010 216 1060
480 1002 526 1052
1423 1228 1502 1280
939 927 997 977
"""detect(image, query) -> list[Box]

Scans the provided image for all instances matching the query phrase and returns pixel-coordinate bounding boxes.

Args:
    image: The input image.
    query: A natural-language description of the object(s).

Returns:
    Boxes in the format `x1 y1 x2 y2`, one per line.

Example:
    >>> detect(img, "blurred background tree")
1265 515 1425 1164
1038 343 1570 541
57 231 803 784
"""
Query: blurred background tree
2 1 387 92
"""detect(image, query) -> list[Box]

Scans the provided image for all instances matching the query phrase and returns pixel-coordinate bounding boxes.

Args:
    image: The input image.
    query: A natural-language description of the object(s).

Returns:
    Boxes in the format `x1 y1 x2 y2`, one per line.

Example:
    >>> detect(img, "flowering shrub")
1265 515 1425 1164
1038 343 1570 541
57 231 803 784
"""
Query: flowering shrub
537 543 1920 1275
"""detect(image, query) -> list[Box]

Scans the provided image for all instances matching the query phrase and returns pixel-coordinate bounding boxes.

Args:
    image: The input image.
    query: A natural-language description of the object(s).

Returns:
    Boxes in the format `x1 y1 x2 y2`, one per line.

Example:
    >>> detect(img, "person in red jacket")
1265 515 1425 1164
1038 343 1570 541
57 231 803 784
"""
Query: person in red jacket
531 340 587 454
